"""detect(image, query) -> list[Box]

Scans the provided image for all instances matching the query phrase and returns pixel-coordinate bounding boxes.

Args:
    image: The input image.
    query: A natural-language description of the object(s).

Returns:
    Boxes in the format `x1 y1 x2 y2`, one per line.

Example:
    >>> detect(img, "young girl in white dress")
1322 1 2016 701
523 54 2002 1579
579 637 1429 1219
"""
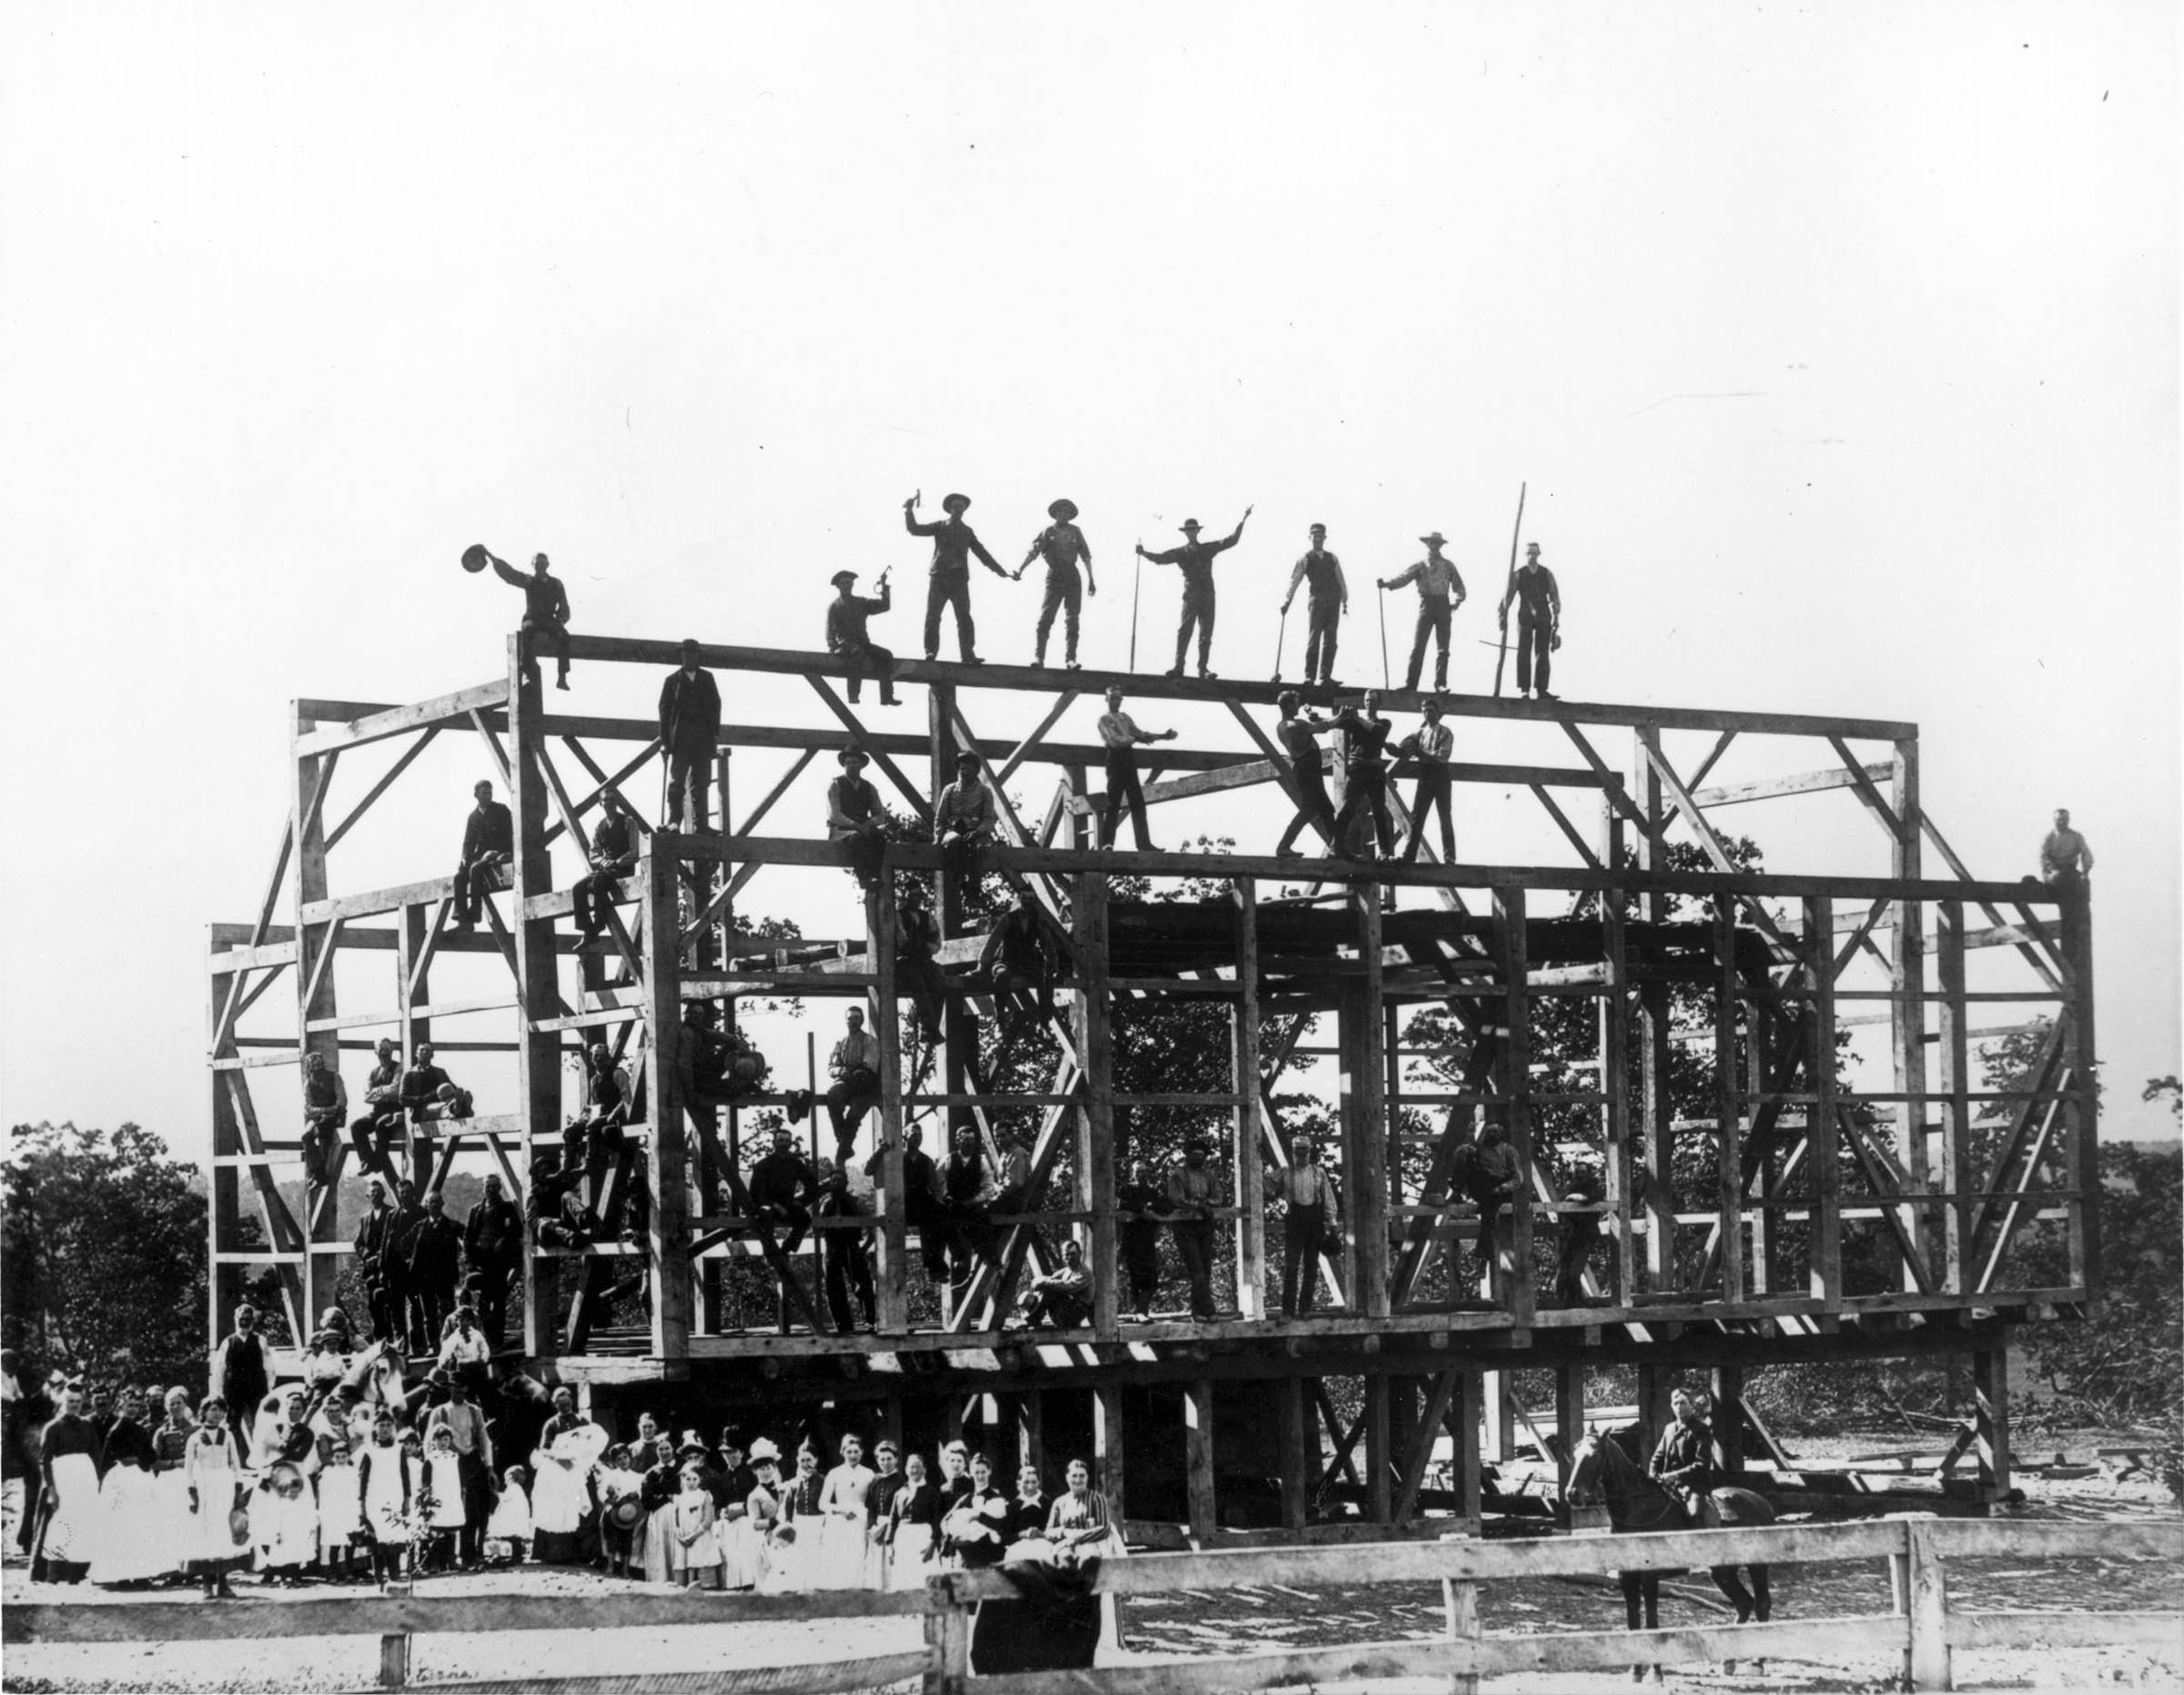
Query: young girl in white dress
316 1428 363 1583
182 1397 248 1599
746 1449 792 1593
356 1410 420 1590
814 1432 875 1589
668 1462 721 1589
486 1464 531 1565
254 1460 318 1585
422 1427 468 1573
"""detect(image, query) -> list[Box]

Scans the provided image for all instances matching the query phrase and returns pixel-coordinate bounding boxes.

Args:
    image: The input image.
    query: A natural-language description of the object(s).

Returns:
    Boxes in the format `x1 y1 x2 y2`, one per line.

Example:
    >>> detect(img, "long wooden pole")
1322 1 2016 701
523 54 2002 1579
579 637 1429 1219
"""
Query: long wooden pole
1491 482 1528 699
1128 543 1142 672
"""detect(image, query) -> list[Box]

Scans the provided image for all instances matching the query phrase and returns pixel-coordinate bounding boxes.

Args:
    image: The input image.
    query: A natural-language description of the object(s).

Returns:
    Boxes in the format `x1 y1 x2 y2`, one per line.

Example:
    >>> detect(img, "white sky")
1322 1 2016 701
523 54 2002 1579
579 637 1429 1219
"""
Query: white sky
2 2 2177 1155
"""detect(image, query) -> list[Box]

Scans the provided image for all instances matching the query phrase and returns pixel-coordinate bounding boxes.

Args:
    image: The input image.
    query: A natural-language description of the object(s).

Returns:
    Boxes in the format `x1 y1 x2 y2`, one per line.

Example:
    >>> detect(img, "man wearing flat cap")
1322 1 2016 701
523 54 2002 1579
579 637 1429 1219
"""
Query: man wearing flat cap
825 569 899 706
905 491 1010 664
571 789 637 936
934 749 996 883
826 746 887 890
1137 507 1252 680
658 640 722 829
1020 498 1096 670
1282 523 1348 687
1382 531 1467 692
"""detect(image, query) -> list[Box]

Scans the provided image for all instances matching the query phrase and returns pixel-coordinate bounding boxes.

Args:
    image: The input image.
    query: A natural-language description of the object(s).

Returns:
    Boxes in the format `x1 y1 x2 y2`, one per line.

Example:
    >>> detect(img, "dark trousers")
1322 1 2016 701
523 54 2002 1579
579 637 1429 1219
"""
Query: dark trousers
1024 1288 1090 1329
1554 1215 1604 1306
410 1280 452 1353
473 1258 516 1349
455 853 510 923
1516 610 1552 694
2047 869 2088 964
833 824 887 888
1101 747 1150 850
350 1112 406 1179
523 614 571 682
1402 767 1454 862
367 1276 401 1345
1122 1240 1161 1315
572 862 632 933
1405 599 1452 691
755 1200 811 1256
1332 768 1395 857
841 639 898 703
301 1115 344 1186
1171 1219 1217 1317
1303 596 1340 681
1276 760 1336 853
824 1234 876 1330
1172 586 1216 672
896 953 946 1036
459 1454 488 1563
1282 1204 1331 1316
925 571 976 661
665 746 712 829
826 1079 876 1157
911 1199 954 1279
1035 568 1082 663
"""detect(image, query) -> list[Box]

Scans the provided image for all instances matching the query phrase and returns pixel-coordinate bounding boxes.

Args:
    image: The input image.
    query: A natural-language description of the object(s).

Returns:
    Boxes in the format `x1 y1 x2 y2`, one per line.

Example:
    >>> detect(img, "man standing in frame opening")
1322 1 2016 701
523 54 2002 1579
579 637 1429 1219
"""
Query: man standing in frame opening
1399 697 1456 863
905 492 1009 664
1137 506 1252 680
1096 685 1178 852
1281 522 1347 687
658 640 722 829
1021 499 1095 670
1499 541 1561 701
1382 530 1466 692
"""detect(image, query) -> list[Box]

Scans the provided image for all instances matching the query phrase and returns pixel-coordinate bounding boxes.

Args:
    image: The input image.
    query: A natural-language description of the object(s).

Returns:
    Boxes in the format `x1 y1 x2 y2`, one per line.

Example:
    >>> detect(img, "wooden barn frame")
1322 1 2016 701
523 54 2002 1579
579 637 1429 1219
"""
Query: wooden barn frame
207 631 2095 1539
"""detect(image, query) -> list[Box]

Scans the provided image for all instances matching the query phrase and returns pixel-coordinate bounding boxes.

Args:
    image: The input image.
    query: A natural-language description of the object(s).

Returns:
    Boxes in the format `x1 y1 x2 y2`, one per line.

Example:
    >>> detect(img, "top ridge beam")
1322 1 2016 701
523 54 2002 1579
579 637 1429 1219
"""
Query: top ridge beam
297 681 511 755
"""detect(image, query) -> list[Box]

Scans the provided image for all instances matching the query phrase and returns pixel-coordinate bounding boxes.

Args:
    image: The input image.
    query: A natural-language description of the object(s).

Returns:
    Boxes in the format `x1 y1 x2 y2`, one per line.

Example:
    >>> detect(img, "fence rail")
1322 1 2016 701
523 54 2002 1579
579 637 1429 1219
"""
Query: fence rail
5 1516 2176 1694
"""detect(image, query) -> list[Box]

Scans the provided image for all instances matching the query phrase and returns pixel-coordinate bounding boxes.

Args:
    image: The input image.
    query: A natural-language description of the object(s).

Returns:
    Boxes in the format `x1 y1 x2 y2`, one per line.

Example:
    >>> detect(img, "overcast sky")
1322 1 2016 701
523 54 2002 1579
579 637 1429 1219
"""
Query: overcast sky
2 2 2176 1155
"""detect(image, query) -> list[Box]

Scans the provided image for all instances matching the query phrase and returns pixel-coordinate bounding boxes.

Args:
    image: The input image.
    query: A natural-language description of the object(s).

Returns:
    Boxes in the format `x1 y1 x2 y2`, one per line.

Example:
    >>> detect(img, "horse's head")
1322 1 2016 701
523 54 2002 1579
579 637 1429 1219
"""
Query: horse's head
1563 1426 1610 1508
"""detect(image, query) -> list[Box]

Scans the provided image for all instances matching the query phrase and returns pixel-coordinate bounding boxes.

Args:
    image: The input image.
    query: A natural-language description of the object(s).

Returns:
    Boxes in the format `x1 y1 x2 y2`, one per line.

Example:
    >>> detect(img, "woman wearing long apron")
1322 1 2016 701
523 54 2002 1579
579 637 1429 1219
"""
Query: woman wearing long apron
864 1439 905 1589
30 1377 103 1584
90 1387 165 1588
149 1391 197 1584
883 1452 941 1591
814 1432 875 1589
356 1410 420 1590
638 1439 682 1585
182 1397 248 1599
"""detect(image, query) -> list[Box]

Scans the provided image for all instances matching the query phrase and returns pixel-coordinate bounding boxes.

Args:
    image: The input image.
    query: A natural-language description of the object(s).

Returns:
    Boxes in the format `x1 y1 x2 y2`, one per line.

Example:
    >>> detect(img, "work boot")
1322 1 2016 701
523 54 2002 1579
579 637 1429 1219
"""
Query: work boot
1164 665 1185 678
1198 667 1217 681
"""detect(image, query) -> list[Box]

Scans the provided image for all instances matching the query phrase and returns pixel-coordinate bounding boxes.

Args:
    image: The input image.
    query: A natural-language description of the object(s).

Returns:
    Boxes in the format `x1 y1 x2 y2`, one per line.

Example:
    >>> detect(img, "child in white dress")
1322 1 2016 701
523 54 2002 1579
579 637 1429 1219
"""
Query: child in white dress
316 1429 363 1582
486 1464 532 1566
183 1397 248 1599
254 1461 318 1585
422 1428 467 1574
668 1463 721 1589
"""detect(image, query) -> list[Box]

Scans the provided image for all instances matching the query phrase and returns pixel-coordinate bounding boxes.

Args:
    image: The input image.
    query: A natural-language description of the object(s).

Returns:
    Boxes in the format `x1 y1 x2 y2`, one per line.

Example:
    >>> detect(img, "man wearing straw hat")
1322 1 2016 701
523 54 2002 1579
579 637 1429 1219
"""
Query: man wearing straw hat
826 746 887 890
1020 498 1097 670
826 570 900 705
905 491 1010 664
1381 530 1468 693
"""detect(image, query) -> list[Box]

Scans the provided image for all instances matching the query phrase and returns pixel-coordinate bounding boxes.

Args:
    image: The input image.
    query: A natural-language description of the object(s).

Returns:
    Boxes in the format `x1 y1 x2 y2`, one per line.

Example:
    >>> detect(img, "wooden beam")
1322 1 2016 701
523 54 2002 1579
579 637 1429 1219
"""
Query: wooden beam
294 679 510 755
1076 873 1119 1338
1230 878 1267 1321
326 728 441 852
805 675 932 825
1185 1379 1217 1544
1694 761 1892 809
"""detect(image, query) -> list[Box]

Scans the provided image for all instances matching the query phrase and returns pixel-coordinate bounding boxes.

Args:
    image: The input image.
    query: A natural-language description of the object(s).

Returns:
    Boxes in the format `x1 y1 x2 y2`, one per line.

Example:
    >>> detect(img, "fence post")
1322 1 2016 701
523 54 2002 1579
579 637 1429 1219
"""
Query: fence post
1904 1519 1954 1691
925 1577 972 1695
378 1632 410 1690
1441 1527 1481 1695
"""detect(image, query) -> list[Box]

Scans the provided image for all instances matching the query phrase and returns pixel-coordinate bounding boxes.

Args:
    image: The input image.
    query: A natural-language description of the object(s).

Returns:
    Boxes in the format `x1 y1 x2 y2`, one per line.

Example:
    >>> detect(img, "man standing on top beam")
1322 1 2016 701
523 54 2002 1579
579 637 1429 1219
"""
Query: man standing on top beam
1020 499 1095 671
1136 506 1252 680
1381 530 1466 692
1499 541 1561 701
1281 522 1347 686
905 491 1011 665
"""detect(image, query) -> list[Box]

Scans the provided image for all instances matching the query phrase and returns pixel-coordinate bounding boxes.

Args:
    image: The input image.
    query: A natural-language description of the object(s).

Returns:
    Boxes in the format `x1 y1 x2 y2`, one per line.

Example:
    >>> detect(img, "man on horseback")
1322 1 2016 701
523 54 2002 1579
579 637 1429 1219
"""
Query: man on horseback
1648 1390 1714 1524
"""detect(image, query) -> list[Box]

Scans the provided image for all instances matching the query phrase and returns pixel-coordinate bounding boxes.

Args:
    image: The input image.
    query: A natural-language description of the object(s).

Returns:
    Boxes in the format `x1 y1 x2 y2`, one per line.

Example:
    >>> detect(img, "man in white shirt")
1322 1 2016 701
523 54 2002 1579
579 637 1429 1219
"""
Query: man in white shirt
1097 686 1177 852
826 1007 883 1162
2039 807 2094 963
1381 532 1467 692
1399 698 1457 863
1271 1135 1342 1317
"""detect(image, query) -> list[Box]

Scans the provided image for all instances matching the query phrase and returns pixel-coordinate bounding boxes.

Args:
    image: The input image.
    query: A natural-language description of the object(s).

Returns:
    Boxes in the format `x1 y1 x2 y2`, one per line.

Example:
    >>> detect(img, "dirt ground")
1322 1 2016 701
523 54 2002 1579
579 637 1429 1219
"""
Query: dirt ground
5 1450 2178 1694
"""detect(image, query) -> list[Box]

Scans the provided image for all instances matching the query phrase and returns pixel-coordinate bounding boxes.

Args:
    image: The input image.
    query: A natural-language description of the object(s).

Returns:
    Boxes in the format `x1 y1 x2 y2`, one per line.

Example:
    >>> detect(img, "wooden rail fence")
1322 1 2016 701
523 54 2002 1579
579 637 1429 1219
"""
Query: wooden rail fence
5 1517 2176 1694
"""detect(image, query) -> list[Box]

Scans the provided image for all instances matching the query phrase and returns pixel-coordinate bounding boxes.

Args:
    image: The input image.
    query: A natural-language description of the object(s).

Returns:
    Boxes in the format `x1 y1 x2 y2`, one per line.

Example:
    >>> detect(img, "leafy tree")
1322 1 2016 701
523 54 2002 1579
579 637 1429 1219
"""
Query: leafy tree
1 1122 211 1393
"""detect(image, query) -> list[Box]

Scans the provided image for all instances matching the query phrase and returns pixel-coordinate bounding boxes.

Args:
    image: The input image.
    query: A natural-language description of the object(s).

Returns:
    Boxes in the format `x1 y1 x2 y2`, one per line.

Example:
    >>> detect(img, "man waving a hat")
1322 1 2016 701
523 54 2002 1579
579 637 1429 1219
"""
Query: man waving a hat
905 490 1011 664
1381 531 1467 693
1136 505 1253 680
1019 499 1096 670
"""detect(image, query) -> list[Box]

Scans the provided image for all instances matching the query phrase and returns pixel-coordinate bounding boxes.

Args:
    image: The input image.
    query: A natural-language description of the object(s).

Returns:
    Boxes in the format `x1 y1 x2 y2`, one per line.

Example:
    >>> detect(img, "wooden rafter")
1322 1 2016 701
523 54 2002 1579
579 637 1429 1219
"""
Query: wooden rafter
327 728 440 851
804 676 931 824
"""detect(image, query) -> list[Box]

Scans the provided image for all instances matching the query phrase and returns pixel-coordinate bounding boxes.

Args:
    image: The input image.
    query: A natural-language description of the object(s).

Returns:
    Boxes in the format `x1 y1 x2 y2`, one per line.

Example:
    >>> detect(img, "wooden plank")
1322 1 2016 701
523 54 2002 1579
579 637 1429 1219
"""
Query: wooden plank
1694 760 1894 811
1230 877 1265 1320
1714 896 1744 1304
294 678 510 755
1350 892 1391 1317
373 1655 938 1695
1684 728 1739 792
1497 887 1534 1327
1392 1369 1460 1524
992 690 1079 789
1076 873 1119 1339
1947 1613 2184 1651
555 634 1920 738
326 727 441 851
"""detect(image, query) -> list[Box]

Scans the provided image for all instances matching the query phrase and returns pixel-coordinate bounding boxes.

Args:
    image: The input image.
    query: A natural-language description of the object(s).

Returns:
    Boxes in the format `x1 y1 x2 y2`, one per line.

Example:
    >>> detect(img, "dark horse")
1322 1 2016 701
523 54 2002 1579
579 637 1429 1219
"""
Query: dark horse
1563 1426 1775 1681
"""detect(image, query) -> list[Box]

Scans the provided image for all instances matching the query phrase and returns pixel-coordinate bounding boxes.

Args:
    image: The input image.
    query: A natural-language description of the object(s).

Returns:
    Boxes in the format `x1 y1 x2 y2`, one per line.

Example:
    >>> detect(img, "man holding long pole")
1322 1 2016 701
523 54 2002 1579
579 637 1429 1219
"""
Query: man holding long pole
1490 484 1528 698
1499 541 1562 701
